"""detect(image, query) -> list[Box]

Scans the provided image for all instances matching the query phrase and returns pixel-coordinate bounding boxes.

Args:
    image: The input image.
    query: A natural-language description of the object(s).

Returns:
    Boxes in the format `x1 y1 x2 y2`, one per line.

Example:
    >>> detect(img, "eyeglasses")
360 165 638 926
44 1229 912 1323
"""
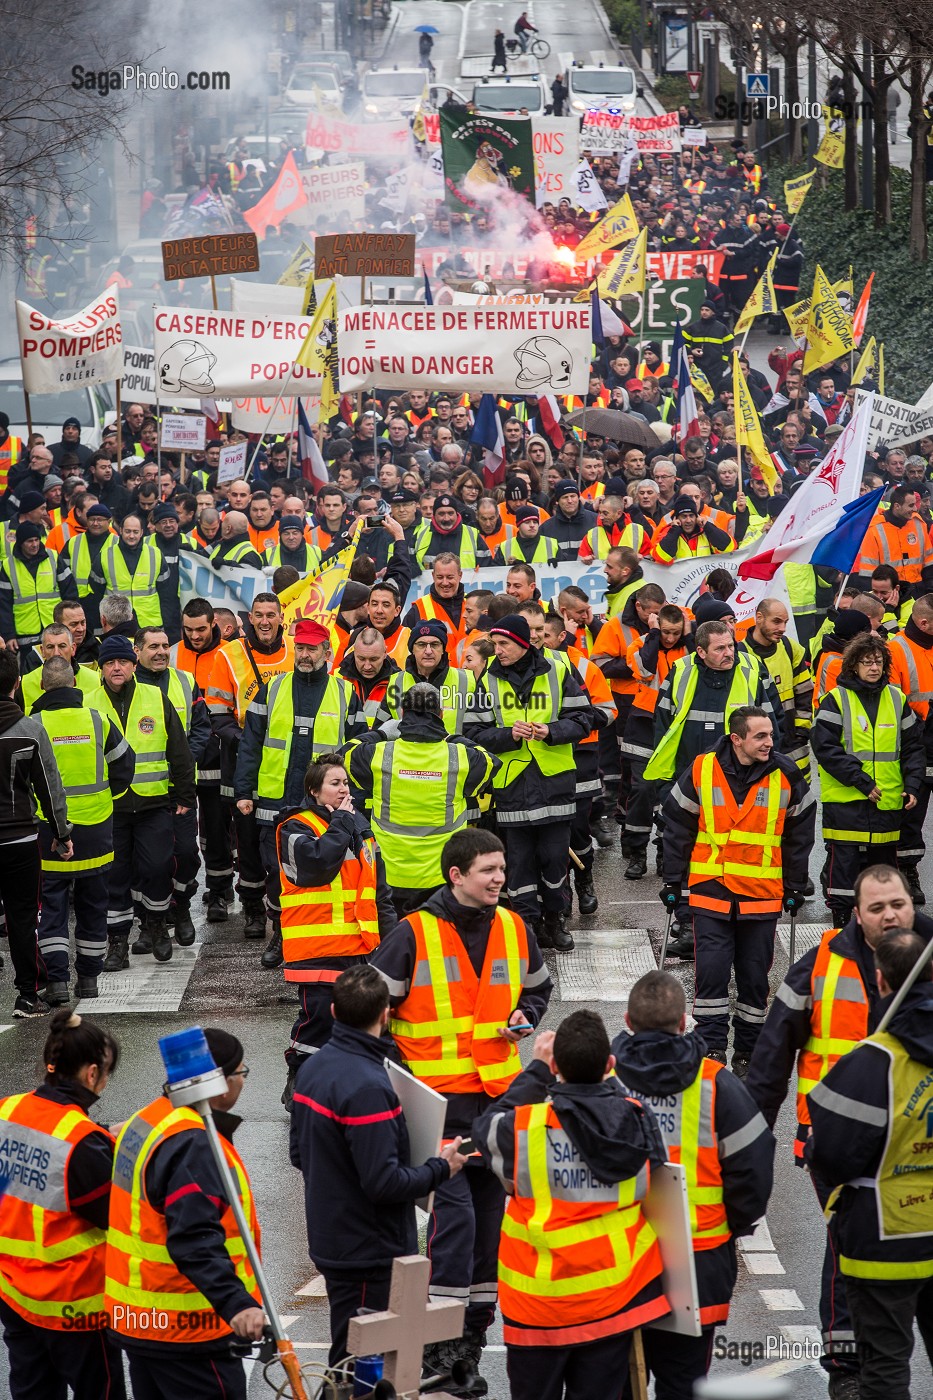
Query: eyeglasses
232 1066 250 1079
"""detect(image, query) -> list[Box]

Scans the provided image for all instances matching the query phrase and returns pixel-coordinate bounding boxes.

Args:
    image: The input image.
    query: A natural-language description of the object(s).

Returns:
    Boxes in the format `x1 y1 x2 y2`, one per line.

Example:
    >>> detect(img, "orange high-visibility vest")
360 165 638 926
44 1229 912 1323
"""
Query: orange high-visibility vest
206 636 294 727
654 1060 729 1244
277 809 379 977
794 929 869 1159
105 1096 261 1344
856 516 933 583
579 522 649 561
0 1092 112 1330
498 1099 666 1345
410 595 465 665
572 649 616 748
687 751 792 916
581 481 605 502
626 637 688 715
0 436 23 497
887 632 933 720
813 651 842 712
479 522 515 557
389 908 528 1096
591 616 640 699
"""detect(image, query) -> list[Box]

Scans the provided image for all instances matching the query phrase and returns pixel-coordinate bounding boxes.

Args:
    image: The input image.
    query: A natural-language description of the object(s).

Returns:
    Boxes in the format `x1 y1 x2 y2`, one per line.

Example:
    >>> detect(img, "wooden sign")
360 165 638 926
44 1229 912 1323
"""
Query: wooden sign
314 232 415 278
161 233 260 281
347 1256 464 1397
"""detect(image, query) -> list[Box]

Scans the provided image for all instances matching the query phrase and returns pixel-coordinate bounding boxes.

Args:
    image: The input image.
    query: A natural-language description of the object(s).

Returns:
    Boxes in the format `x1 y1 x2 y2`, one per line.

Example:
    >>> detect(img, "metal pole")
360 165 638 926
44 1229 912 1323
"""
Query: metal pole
789 908 797 966
807 37 819 160
659 905 675 965
862 38 874 211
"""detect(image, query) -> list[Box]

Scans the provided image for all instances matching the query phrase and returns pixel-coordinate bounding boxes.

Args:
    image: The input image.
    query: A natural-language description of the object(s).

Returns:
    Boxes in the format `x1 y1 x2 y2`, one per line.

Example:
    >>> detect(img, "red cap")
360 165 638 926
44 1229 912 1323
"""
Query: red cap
294 618 330 646
625 378 643 392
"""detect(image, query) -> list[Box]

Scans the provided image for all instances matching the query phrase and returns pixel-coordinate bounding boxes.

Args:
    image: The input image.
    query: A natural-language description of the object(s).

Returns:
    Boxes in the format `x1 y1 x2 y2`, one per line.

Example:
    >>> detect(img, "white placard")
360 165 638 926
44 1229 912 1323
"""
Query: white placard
231 396 296 435
580 110 631 154
630 112 683 153
17 290 123 394
643 1162 701 1337
216 440 248 485
682 126 709 146
385 1060 448 1214
532 116 580 207
160 412 207 451
338 302 593 394
294 162 366 227
153 306 322 398
573 160 609 212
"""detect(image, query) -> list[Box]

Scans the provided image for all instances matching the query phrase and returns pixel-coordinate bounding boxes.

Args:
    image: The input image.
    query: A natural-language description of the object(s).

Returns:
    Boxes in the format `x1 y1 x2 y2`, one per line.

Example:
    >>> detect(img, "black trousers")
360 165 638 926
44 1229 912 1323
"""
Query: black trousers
38 872 109 983
640 1325 715 1400
693 912 776 1054
231 804 266 908
897 780 932 869
846 1275 933 1400
390 885 441 921
198 788 235 893
288 981 338 1065
624 757 656 856
811 1169 858 1375
0 1296 126 1400
428 1160 504 1334
824 838 900 924
0 838 41 998
125 1347 246 1400
321 1270 392 1368
507 1329 632 1400
595 723 621 817
613 697 634 825
171 805 200 907
569 798 595 880
108 809 174 939
502 821 571 923
258 825 284 919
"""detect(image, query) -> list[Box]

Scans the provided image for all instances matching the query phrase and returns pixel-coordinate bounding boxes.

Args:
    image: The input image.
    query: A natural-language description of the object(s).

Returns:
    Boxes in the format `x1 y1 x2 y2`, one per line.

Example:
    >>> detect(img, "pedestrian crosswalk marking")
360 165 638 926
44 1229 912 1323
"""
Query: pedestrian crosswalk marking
760 1289 804 1310
555 930 656 1002
296 1275 328 1297
741 1252 786 1275
775 923 825 958
76 945 201 1013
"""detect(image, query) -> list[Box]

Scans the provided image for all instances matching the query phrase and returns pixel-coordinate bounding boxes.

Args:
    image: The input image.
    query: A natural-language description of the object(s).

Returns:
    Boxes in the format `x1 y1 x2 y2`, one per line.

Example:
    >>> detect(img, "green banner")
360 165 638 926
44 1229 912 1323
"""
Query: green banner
439 109 535 212
620 278 705 362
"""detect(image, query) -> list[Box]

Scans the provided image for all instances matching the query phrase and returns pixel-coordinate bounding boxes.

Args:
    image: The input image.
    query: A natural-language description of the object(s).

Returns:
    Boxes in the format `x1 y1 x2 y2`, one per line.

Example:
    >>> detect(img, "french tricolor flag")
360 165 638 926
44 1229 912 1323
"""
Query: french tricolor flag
676 353 700 450
470 393 506 488
536 394 564 450
298 399 329 495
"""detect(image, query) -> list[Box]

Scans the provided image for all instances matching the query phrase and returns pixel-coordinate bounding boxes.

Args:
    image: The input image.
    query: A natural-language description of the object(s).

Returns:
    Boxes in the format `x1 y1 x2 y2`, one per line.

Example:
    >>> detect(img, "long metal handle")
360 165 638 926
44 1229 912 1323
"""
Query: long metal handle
659 905 675 967
788 909 797 967
197 1105 309 1400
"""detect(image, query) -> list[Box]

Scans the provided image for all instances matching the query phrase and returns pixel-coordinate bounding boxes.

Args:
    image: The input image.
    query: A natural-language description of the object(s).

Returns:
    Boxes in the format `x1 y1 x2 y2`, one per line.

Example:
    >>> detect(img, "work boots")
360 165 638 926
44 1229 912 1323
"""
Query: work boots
625 852 648 880
575 871 598 915
173 901 196 946
206 891 229 923
243 902 267 940
103 937 129 972
666 925 695 960
149 916 173 963
904 866 926 905
131 912 152 956
261 924 283 970
542 912 574 952
75 976 99 999
42 981 71 1007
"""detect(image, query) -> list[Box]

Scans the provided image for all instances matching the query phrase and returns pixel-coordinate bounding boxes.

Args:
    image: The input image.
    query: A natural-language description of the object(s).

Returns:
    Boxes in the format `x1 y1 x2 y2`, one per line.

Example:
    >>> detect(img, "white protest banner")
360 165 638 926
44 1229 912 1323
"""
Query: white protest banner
629 112 682 153
217 440 248 485
681 126 708 146
230 279 303 316
573 160 609 212
580 110 631 155
153 306 322 398
293 162 366 227
338 302 593 394
383 169 411 215
450 291 548 305
160 413 207 451
123 344 156 397
17 291 122 394
180 553 265 614
231 396 296 434
304 114 410 157
532 116 579 207
856 388 933 452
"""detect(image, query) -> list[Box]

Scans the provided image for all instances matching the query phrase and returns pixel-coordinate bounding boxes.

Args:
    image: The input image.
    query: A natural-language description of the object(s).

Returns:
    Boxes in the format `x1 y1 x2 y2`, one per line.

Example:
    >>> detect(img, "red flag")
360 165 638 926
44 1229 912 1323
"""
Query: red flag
242 153 307 239
852 272 874 346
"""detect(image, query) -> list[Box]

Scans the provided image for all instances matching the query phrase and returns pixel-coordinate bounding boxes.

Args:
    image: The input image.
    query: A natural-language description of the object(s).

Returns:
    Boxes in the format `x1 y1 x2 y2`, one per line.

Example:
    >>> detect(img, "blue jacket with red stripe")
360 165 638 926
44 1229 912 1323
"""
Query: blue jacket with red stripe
289 1021 450 1276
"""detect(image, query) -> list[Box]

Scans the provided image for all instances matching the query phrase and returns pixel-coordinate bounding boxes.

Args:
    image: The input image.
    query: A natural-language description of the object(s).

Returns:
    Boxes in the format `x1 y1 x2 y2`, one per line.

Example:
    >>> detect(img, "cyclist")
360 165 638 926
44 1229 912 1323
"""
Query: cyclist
514 10 538 51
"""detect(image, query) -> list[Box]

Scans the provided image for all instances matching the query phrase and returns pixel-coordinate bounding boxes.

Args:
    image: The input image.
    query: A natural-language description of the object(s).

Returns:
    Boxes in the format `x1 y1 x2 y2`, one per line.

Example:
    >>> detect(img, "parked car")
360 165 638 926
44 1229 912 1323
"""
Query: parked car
0 358 110 450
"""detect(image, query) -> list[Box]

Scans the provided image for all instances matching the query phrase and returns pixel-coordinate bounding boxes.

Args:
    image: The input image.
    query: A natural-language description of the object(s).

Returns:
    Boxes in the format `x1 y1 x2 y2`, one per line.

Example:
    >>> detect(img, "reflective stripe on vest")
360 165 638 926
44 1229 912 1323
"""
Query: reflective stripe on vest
485 661 575 787
36 706 113 865
22 664 99 715
818 685 904 834
370 737 472 887
93 683 169 796
644 655 759 780
100 538 162 627
499 1100 664 1341
383 667 477 736
636 1060 729 1250
161 669 193 732
501 534 558 565
277 808 379 971
256 672 350 801
688 752 790 915
0 437 23 494
795 930 868 1156
0 1092 110 1329
10 553 57 637
66 534 96 598
105 1097 260 1342
838 1030 933 1279
389 909 527 1094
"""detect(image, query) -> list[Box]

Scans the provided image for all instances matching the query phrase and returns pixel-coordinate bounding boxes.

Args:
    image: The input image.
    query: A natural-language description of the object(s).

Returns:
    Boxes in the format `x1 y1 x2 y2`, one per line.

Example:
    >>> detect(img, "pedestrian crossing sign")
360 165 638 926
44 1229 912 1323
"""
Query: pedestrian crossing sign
746 73 769 98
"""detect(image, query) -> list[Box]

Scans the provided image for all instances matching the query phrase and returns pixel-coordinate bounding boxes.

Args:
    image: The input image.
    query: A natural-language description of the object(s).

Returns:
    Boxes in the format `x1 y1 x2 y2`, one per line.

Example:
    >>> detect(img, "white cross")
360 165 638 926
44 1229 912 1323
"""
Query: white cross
346 1254 465 1397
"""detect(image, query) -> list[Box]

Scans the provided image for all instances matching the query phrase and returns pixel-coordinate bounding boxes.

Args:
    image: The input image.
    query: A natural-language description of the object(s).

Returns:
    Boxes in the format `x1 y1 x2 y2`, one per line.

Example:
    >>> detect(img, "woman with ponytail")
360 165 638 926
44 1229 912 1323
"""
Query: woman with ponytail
0 1008 124 1397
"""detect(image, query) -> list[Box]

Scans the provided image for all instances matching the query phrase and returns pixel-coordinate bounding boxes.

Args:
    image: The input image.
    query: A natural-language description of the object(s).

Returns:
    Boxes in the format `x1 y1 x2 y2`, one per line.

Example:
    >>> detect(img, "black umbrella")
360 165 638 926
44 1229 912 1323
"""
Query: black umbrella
563 408 658 450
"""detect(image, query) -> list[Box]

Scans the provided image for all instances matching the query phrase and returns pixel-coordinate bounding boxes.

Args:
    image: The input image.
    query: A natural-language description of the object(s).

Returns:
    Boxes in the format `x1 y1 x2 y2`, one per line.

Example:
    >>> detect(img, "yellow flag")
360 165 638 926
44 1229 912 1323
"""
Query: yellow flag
733 352 778 494
802 264 856 373
689 361 715 404
596 227 647 297
783 169 815 214
296 281 339 418
574 192 639 259
278 240 315 287
783 294 811 340
733 249 778 337
852 335 876 385
278 520 364 635
815 107 845 169
878 343 885 395
301 268 318 317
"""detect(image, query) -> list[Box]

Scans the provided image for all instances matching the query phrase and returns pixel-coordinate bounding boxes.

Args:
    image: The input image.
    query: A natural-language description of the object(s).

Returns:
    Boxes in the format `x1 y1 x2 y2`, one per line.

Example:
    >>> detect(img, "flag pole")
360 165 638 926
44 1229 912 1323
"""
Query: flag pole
245 375 297 482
